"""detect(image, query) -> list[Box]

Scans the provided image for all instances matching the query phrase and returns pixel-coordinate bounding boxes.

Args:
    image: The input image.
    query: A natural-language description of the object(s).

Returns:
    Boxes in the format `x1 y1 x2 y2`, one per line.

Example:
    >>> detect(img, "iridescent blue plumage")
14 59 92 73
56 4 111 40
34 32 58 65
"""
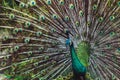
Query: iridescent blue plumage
65 32 87 80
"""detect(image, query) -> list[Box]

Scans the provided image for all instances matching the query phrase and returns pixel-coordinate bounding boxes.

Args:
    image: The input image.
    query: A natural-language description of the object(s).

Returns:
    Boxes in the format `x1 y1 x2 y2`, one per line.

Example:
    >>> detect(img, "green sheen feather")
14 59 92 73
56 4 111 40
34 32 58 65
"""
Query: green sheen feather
77 41 90 67
70 43 86 73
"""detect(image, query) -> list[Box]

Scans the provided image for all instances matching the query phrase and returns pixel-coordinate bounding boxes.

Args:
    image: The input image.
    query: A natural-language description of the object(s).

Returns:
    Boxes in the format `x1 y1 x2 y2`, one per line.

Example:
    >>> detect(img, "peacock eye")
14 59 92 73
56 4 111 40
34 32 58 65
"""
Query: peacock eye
68 72 73 77
36 31 42 37
96 77 100 80
25 21 31 28
9 14 15 19
19 28 23 32
117 48 120 53
69 4 74 9
14 28 18 32
2 36 9 41
79 10 84 17
44 55 49 60
98 17 103 22
86 72 90 76
19 2 25 8
28 51 32 56
4 56 9 60
51 28 56 33
63 76 67 80
14 46 19 52
87 21 90 26
39 47 44 51
30 0 36 6
106 44 111 49
59 0 64 5
39 15 45 21
52 14 58 19
109 31 116 37
117 1 120 6
64 16 69 21
93 4 97 10
112 74 116 79
24 38 30 43
1 62 6 67
33 62 38 67
13 28 19 34
46 0 52 5
41 70 46 75
75 21 80 27
109 16 115 21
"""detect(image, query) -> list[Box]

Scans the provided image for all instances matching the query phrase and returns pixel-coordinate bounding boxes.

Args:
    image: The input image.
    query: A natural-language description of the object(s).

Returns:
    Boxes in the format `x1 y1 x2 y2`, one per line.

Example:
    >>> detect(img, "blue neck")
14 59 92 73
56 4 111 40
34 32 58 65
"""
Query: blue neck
69 43 86 74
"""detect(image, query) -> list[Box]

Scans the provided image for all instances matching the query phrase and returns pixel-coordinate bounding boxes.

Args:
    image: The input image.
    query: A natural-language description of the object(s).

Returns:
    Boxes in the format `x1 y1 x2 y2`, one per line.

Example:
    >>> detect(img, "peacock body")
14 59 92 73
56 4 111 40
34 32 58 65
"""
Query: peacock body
0 0 120 80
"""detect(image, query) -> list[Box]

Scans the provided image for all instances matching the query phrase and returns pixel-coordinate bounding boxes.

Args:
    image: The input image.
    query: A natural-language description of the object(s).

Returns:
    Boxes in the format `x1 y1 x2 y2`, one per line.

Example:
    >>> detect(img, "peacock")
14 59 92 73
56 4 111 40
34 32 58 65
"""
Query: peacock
0 0 120 80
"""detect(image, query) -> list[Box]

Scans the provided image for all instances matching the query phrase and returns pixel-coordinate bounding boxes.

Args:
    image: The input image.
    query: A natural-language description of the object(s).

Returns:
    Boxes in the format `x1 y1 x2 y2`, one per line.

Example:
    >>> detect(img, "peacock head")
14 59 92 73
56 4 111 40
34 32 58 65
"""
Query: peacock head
64 29 74 47
65 29 91 55
65 29 70 43
65 29 88 46
65 38 73 46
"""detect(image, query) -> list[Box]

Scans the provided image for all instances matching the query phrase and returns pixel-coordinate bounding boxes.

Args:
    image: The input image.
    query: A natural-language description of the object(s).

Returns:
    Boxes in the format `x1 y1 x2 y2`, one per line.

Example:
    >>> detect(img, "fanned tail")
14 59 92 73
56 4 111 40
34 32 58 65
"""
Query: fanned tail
0 0 120 80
